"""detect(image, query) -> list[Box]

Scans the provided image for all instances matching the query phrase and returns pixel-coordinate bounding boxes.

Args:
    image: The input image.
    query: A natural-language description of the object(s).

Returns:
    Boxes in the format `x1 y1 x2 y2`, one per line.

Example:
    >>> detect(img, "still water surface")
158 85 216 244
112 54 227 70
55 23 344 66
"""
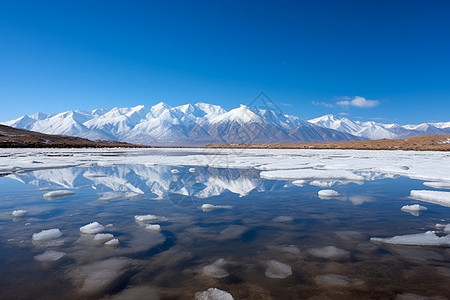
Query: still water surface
1 164 450 299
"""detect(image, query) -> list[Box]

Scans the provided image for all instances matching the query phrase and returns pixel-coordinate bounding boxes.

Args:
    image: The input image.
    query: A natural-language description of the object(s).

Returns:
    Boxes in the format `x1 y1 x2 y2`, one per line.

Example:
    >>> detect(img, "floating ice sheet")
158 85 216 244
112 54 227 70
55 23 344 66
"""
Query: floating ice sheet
423 181 450 190
105 238 119 247
200 204 233 212
371 231 450 246
80 222 104 234
318 189 340 198
43 190 74 199
195 288 234 300
292 180 306 187
93 233 114 243
134 214 168 224
261 169 364 182
32 228 62 241
145 224 161 232
410 190 450 207
12 209 27 217
401 204 427 216
265 260 292 279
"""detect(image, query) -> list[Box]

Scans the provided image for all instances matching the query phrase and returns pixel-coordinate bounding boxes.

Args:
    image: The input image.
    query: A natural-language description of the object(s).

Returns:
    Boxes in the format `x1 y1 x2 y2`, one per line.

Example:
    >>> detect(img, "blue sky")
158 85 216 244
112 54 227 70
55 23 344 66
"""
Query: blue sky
1 0 449 124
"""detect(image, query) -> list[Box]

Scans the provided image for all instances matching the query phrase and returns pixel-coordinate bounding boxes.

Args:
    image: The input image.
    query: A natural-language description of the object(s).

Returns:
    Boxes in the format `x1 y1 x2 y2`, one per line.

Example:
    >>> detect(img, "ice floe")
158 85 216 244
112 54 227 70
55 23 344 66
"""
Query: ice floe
307 246 349 259
195 288 234 300
189 167 196 173
423 181 450 189
43 190 74 199
1 149 450 186
93 233 114 243
134 214 168 224
202 258 229 278
145 224 161 232
265 260 292 279
318 189 340 198
80 222 104 234
261 169 364 182
401 204 427 216
105 238 119 247
12 209 27 217
292 180 306 187
410 190 450 207
32 228 62 241
371 231 450 246
314 274 363 287
34 250 65 262
170 169 179 174
200 204 233 212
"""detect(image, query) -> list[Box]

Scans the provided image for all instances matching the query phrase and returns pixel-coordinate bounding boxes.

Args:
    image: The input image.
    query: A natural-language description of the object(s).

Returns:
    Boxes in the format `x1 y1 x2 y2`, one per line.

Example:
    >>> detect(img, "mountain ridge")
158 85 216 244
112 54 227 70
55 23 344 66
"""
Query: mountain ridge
2 102 449 145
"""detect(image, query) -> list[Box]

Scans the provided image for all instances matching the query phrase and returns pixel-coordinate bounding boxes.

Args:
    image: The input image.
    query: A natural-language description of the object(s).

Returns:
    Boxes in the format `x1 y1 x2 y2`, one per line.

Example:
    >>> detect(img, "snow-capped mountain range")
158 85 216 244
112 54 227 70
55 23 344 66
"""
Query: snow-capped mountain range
1 102 359 145
2 102 449 145
309 114 450 140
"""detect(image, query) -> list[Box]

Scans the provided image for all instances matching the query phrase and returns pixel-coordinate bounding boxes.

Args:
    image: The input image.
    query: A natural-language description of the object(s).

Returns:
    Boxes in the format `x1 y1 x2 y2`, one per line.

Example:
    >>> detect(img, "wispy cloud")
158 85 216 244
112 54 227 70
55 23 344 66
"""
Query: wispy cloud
336 96 379 108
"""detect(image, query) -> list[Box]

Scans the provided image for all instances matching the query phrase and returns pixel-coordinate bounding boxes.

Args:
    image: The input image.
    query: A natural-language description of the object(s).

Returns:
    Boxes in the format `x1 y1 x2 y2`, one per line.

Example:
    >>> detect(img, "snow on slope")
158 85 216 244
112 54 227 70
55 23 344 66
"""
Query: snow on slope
309 114 450 140
1 103 359 145
3 103 448 145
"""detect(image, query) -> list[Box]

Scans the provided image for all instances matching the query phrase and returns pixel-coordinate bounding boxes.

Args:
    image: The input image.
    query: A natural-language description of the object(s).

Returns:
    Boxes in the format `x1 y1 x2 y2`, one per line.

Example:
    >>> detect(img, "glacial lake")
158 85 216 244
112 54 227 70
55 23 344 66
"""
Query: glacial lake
0 148 450 299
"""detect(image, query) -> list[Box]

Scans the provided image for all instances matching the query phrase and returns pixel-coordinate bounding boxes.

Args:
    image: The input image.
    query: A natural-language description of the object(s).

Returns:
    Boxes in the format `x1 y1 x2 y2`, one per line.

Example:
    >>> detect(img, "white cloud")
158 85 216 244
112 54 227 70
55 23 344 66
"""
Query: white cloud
336 96 379 108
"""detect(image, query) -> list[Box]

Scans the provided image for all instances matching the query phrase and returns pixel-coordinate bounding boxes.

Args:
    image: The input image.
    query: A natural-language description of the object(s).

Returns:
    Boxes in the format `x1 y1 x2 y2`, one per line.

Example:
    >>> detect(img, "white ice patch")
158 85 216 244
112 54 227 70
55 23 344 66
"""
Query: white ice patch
43 190 74 199
34 250 65 262
371 231 450 246
12 209 27 217
32 228 62 241
261 169 364 182
200 204 233 212
189 168 196 173
93 233 114 243
410 190 450 207
292 180 306 187
202 258 229 278
105 238 119 247
307 246 349 259
170 169 179 174
314 274 363 287
134 214 168 224
272 216 294 222
145 224 161 232
318 189 340 198
401 204 427 216
195 288 234 300
79 222 104 234
423 181 450 190
265 260 292 279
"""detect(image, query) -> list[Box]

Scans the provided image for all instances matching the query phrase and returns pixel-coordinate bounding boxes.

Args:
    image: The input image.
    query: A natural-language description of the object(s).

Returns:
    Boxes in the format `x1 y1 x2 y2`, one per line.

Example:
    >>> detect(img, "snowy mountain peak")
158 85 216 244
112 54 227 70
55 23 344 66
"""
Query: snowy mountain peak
309 114 450 140
2 104 448 146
